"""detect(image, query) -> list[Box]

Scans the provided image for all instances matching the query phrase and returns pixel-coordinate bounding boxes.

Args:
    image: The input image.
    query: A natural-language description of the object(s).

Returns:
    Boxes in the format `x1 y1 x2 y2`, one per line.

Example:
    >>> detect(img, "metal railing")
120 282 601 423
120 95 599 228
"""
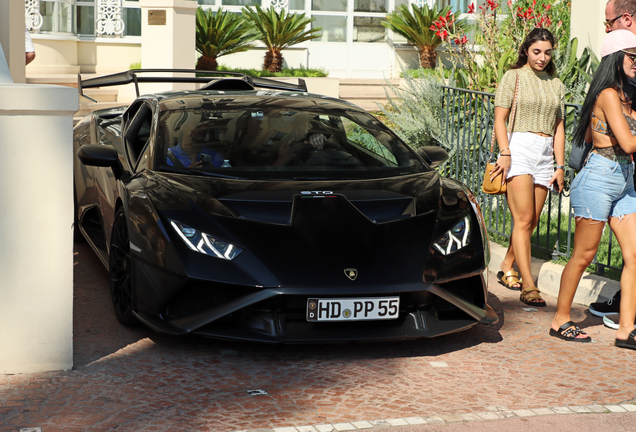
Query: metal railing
439 85 623 275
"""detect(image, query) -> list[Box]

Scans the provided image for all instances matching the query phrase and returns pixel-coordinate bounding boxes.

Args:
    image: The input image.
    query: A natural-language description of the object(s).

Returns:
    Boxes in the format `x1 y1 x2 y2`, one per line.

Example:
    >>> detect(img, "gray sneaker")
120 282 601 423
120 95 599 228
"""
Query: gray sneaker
603 313 620 330
603 313 636 330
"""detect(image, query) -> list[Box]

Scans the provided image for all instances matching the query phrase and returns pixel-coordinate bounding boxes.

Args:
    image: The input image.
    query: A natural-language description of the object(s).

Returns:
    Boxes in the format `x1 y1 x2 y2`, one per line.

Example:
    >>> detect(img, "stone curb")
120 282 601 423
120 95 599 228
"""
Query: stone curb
233 404 636 432
488 241 620 306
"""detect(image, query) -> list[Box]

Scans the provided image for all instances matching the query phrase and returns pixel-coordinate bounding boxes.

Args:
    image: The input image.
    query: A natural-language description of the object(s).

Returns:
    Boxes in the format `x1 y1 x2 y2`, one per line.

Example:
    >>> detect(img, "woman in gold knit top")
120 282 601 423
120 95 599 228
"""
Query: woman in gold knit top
489 28 566 307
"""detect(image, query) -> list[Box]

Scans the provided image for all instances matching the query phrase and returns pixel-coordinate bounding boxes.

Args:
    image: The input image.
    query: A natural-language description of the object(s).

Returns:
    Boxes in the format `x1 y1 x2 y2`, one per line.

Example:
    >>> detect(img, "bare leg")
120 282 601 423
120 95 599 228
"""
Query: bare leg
505 176 549 304
551 217 604 336
501 183 550 285
608 215 636 341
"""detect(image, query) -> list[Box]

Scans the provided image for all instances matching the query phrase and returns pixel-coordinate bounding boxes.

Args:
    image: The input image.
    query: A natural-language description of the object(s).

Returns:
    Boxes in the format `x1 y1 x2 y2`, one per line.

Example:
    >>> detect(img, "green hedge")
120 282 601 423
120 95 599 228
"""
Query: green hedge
203 65 328 77
129 63 328 78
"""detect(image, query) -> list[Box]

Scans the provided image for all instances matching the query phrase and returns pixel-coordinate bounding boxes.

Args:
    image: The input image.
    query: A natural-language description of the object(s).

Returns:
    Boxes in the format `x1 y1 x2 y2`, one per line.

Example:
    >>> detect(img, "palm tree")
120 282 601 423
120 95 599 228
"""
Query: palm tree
242 5 322 73
382 4 453 69
195 7 260 71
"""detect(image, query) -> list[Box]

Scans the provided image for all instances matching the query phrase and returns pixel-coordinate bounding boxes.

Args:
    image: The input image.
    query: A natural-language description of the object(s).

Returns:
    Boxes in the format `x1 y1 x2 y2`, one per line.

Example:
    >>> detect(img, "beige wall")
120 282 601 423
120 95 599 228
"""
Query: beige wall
140 0 197 70
27 37 142 75
139 0 198 93
27 38 80 75
78 41 141 74
571 0 606 58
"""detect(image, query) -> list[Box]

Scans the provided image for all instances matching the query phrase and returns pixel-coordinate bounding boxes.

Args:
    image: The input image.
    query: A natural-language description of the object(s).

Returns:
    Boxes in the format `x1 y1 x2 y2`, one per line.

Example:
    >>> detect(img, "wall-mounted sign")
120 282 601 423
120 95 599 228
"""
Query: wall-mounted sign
148 10 166 26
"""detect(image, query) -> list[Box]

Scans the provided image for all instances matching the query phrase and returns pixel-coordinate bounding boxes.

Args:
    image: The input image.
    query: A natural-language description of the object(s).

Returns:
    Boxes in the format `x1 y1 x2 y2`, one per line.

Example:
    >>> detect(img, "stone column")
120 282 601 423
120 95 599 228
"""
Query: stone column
571 0 606 58
137 0 198 95
0 78 78 373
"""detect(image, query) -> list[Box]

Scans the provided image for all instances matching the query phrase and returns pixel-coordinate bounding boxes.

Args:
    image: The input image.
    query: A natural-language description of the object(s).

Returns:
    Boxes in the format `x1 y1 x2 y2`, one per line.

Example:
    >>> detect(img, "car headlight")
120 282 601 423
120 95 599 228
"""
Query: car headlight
459 183 490 266
433 216 471 255
170 220 243 260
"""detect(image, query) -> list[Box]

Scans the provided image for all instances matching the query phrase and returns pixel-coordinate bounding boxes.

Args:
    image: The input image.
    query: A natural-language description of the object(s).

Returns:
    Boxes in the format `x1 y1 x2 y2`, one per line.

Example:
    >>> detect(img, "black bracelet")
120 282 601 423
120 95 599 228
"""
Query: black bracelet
498 154 511 157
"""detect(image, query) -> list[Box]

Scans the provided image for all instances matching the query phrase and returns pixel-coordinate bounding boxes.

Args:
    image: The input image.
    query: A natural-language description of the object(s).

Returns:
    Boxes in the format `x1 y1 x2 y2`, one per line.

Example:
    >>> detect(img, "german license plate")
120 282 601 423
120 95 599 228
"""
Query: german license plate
306 297 399 322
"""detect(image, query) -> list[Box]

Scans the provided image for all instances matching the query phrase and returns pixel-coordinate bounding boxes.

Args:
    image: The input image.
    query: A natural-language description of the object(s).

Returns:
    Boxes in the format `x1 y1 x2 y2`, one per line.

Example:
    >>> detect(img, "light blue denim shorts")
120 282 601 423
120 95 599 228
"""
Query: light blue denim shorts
570 152 636 221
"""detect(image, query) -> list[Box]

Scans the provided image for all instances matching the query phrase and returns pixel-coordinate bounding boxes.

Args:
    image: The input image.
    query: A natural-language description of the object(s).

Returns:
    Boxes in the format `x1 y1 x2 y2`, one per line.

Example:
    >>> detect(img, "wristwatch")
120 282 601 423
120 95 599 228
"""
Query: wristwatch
555 165 565 171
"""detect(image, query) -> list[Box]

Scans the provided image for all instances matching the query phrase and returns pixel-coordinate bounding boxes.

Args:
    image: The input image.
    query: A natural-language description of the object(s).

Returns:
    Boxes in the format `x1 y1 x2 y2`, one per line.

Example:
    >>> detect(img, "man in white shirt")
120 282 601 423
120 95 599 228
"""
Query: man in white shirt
25 26 35 65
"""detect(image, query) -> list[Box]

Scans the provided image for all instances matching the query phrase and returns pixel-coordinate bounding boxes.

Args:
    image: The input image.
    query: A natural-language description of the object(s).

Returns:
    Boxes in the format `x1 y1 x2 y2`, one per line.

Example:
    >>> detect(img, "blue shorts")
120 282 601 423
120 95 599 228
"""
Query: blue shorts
570 153 636 221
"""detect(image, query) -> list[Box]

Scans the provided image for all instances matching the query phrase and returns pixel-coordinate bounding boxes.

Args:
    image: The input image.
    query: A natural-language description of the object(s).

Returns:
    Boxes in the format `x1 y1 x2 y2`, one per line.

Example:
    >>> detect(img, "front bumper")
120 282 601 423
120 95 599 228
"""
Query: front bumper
133 272 499 343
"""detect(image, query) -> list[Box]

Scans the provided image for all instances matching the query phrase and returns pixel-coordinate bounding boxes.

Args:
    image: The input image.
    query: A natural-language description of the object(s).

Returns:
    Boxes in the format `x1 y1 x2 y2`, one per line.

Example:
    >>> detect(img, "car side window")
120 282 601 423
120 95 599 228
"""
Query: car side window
342 118 397 165
136 144 150 171
124 103 153 169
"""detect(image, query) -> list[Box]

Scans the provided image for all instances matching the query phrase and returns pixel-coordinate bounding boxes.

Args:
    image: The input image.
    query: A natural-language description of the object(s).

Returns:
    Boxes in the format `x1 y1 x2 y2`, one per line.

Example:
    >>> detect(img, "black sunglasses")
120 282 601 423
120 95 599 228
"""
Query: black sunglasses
605 13 633 28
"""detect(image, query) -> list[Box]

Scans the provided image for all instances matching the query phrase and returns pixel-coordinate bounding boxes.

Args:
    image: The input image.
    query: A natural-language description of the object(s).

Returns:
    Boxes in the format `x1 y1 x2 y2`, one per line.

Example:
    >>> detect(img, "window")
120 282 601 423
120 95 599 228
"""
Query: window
76 3 94 35
354 0 386 12
221 0 260 6
37 0 141 37
342 117 397 165
289 0 305 10
437 0 469 13
40 0 74 34
156 105 424 179
312 0 347 12
122 6 141 36
353 16 386 43
124 103 153 168
312 16 347 42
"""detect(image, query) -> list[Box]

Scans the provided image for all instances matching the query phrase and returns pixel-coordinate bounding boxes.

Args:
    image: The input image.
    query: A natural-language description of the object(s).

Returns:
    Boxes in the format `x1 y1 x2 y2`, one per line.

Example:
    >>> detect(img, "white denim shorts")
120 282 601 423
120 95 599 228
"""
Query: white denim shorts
506 132 554 188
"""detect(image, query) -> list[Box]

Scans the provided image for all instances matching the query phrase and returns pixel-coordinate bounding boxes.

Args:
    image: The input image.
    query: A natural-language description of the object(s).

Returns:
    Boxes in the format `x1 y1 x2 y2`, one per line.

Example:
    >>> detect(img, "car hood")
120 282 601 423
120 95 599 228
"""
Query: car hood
150 172 445 222
132 172 477 287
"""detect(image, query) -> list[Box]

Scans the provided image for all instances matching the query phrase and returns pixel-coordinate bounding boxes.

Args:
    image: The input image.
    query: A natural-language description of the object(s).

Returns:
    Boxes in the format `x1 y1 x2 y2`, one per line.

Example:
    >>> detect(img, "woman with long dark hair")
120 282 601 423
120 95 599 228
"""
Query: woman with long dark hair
490 28 565 307
550 30 636 347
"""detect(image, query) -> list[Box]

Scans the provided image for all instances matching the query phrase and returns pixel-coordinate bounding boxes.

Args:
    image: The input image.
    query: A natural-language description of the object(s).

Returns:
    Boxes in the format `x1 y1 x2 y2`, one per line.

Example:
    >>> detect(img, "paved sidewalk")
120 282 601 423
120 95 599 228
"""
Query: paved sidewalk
0 242 634 432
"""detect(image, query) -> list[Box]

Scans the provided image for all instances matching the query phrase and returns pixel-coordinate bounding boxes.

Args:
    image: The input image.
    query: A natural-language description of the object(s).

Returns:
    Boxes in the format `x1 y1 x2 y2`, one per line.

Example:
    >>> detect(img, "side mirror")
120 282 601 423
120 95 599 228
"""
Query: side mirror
416 146 449 169
77 145 124 178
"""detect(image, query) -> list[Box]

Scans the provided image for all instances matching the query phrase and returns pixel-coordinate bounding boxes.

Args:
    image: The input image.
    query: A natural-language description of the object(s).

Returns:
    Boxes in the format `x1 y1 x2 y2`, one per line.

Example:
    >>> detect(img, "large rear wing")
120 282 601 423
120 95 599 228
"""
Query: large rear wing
78 69 308 102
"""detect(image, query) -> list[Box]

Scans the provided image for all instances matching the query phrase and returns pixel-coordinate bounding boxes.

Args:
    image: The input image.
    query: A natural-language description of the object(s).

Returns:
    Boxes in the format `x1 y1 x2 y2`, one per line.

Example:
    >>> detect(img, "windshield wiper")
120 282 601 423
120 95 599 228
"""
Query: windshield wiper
293 176 340 180
158 165 245 179
191 168 245 179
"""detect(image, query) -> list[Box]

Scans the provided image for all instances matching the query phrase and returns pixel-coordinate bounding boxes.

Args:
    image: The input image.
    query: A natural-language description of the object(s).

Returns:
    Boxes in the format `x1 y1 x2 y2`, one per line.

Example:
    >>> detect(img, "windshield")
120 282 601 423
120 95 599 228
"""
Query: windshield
156 105 428 180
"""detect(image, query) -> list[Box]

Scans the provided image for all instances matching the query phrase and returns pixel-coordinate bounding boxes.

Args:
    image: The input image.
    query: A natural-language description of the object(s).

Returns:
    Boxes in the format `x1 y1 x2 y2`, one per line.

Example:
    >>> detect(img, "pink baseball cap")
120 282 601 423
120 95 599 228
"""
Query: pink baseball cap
601 29 636 57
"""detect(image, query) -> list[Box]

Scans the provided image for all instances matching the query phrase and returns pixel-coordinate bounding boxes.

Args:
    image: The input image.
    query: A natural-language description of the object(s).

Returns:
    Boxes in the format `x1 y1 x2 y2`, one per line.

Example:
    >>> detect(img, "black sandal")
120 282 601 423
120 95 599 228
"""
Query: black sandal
615 329 636 350
549 321 591 343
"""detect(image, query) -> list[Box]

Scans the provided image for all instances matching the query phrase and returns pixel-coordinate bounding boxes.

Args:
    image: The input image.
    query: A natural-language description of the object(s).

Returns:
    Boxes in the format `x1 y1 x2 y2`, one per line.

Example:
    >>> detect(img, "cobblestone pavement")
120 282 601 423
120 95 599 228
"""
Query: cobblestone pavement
1 243 635 432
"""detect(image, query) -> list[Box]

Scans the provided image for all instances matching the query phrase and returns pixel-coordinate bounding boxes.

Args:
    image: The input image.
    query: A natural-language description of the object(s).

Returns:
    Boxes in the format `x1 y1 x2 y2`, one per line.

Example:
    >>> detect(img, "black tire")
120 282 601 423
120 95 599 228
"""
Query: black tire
109 207 138 326
73 186 85 243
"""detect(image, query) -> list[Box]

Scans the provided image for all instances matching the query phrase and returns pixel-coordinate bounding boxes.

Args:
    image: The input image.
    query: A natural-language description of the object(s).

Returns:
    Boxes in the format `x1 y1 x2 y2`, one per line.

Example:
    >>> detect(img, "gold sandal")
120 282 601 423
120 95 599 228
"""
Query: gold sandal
520 286 546 307
497 270 522 290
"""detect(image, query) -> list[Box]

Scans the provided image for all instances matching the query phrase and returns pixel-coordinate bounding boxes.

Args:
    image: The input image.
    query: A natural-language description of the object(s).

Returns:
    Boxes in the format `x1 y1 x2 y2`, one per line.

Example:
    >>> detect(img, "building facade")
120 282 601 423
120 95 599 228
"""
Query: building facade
25 0 473 78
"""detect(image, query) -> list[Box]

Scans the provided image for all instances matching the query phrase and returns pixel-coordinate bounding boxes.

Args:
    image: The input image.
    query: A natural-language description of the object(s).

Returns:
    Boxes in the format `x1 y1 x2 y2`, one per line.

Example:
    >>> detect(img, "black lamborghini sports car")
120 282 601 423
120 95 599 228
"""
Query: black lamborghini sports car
73 70 498 342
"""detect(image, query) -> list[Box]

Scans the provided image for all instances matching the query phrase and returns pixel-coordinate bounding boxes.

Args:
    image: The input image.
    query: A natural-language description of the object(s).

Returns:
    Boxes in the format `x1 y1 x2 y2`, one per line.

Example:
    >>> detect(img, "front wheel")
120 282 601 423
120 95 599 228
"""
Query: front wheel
109 207 138 326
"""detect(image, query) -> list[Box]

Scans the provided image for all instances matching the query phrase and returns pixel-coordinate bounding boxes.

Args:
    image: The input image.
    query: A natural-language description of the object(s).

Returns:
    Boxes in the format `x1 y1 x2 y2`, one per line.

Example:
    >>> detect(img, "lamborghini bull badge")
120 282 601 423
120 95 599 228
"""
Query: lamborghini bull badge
344 268 358 281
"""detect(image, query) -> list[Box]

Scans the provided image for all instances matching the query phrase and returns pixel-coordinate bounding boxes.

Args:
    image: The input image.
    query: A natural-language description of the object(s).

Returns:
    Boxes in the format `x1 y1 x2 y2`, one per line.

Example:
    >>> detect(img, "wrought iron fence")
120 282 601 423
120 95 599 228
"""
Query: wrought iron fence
439 85 623 275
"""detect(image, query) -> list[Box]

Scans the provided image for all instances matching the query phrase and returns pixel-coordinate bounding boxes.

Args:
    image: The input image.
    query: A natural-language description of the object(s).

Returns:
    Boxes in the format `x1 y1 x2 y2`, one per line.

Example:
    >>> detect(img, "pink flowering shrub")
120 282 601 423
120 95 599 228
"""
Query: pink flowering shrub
431 0 570 91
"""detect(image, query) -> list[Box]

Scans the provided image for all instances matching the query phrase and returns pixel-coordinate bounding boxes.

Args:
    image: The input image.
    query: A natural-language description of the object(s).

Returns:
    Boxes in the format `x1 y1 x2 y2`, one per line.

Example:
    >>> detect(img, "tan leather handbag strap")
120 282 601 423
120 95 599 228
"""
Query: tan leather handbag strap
489 71 520 155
